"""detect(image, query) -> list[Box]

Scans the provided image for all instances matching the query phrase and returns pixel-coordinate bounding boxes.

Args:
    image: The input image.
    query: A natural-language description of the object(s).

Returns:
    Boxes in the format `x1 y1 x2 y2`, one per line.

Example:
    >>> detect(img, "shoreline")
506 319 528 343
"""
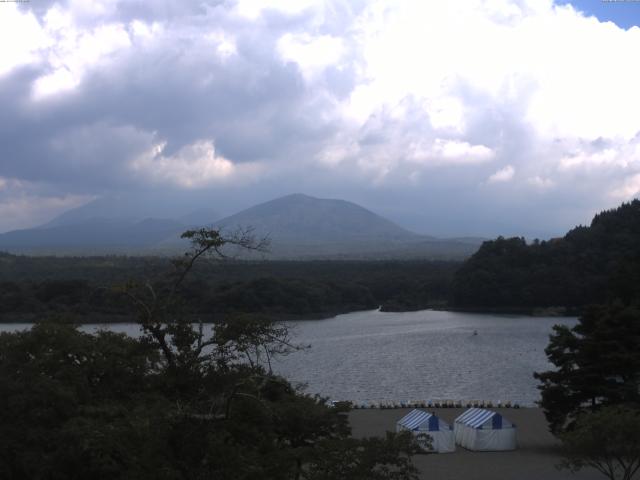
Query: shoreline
349 408 600 480
422 305 581 317
0 310 359 324
0 304 580 324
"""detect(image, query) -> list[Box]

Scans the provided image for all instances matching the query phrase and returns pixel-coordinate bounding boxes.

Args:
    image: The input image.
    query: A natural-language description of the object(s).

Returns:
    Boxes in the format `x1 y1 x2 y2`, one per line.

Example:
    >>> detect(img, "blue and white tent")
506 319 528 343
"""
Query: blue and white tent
454 408 517 451
396 409 455 453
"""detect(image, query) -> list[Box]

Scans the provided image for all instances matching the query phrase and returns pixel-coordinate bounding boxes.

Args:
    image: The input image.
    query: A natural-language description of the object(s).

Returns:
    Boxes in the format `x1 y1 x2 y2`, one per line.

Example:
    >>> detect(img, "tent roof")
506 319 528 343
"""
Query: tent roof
455 408 508 429
397 409 446 431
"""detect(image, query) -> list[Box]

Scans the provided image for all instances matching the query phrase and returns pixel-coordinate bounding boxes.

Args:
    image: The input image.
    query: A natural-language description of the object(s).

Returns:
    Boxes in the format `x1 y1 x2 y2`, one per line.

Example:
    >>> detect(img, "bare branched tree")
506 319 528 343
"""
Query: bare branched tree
123 227 282 370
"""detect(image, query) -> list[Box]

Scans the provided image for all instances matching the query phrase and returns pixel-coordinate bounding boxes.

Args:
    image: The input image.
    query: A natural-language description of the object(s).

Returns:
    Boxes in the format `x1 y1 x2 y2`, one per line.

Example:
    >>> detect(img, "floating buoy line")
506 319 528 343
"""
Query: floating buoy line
330 399 521 409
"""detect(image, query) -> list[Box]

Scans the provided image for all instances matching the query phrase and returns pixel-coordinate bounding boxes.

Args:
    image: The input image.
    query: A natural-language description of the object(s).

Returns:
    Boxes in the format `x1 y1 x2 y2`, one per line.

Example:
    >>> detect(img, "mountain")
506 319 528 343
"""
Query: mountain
0 217 186 254
178 208 220 227
42 194 219 229
215 193 423 244
0 193 482 258
452 199 640 310
212 193 479 259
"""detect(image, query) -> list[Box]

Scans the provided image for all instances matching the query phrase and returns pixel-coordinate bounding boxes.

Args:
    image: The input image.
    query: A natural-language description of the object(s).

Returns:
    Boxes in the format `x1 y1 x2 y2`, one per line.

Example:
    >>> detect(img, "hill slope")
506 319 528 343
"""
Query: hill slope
215 193 423 244
0 218 186 254
452 199 640 310
0 193 482 258
213 193 480 258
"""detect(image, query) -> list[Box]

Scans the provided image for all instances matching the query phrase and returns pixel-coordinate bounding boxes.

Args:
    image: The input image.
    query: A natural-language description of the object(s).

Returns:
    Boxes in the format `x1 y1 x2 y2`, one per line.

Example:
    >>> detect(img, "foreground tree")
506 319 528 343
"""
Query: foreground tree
0 228 420 479
534 304 640 434
304 432 419 480
0 323 167 479
559 406 640 480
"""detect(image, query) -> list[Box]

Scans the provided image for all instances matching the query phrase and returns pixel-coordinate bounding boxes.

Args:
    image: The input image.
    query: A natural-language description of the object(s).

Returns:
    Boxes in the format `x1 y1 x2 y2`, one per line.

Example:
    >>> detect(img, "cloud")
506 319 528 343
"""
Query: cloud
406 139 495 167
129 140 263 188
611 174 640 200
278 33 345 81
1 0 640 236
0 6 46 76
527 175 554 189
488 165 515 183
0 176 93 231
33 20 131 99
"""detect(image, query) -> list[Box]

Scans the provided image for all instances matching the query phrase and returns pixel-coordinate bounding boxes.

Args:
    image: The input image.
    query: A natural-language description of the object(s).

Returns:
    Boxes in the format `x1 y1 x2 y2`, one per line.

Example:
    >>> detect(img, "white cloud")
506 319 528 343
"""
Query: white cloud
435 140 494 163
0 194 92 232
559 149 620 170
0 177 25 192
0 6 48 76
527 175 554 189
426 96 466 132
0 176 93 232
316 142 358 167
488 165 515 183
208 31 238 60
130 140 263 188
338 0 640 174
406 139 495 166
0 4 135 99
234 0 324 20
278 33 344 80
611 174 640 199
3 0 640 235
558 143 640 172
32 17 132 99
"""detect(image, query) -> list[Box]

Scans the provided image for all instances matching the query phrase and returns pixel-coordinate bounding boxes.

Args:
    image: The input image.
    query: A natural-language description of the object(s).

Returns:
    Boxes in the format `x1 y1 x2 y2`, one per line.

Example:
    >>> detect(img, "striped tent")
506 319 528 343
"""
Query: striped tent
454 408 517 451
396 409 455 453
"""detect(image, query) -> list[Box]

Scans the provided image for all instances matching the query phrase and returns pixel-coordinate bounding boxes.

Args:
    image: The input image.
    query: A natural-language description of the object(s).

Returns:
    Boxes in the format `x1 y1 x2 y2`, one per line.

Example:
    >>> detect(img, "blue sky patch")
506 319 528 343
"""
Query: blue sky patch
557 0 640 29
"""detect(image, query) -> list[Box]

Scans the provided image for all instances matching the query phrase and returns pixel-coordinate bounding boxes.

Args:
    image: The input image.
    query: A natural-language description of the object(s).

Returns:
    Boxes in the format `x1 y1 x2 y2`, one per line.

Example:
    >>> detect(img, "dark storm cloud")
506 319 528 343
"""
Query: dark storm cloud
0 2 346 192
1 0 639 235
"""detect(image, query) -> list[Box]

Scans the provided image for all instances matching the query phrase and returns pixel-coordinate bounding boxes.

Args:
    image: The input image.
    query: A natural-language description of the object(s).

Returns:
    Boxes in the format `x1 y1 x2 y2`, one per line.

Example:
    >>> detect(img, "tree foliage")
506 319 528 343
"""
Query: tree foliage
0 255 457 322
534 304 640 434
453 200 640 310
0 228 420 479
559 406 640 480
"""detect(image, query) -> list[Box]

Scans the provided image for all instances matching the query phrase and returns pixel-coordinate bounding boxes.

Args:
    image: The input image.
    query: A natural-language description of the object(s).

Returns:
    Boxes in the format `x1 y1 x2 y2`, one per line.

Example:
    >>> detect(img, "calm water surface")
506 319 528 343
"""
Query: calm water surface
0 309 576 406
274 309 576 406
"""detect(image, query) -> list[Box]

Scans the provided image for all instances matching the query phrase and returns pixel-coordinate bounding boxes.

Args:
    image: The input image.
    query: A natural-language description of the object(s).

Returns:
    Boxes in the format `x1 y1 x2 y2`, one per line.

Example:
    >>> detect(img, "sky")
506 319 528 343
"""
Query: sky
1 0 640 238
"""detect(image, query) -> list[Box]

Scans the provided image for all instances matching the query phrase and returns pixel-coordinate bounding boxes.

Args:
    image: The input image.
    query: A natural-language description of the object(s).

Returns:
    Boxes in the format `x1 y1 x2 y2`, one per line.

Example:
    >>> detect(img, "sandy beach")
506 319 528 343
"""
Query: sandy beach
349 408 602 480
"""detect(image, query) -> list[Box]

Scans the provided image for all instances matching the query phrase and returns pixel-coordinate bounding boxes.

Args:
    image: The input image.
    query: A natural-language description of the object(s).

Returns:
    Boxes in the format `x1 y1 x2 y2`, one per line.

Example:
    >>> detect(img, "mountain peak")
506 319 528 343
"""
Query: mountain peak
0 192 481 258
215 193 420 246
281 193 314 200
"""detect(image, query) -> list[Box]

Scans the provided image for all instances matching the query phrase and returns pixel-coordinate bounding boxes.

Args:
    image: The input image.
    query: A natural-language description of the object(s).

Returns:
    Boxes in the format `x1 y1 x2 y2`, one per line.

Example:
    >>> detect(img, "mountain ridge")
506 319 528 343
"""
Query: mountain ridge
214 193 426 244
0 193 482 259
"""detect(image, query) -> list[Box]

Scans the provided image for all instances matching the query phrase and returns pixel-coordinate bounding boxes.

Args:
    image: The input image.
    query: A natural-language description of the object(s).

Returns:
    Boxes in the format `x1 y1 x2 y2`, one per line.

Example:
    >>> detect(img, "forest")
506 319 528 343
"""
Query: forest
0 255 457 322
452 200 640 311
2 200 640 323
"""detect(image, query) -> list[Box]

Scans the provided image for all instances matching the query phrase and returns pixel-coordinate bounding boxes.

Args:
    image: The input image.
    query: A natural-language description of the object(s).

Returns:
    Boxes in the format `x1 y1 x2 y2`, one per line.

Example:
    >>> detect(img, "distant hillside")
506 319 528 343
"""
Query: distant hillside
452 199 640 310
213 193 480 259
42 195 219 228
0 193 481 259
215 193 423 243
0 218 186 254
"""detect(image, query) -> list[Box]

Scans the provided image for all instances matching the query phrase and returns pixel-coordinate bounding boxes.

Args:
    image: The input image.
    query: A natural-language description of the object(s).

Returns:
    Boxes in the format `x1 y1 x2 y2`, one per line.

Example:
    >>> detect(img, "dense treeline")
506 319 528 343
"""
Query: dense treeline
5 199 639 321
0 256 458 322
0 229 419 479
452 200 640 311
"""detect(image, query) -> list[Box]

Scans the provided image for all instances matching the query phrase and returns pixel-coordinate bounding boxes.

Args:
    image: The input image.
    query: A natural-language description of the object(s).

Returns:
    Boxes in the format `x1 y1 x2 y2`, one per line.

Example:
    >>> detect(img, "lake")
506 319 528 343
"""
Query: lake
0 309 575 406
